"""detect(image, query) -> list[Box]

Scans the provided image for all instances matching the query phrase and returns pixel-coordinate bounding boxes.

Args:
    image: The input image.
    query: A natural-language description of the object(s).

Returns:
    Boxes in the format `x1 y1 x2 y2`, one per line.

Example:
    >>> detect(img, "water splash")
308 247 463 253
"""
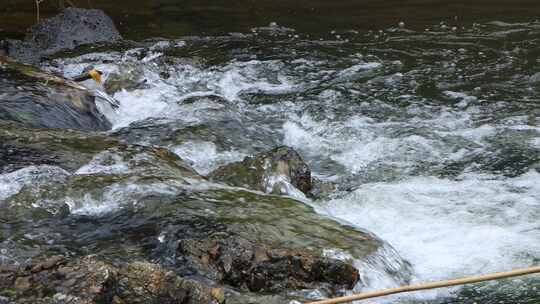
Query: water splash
318 171 540 285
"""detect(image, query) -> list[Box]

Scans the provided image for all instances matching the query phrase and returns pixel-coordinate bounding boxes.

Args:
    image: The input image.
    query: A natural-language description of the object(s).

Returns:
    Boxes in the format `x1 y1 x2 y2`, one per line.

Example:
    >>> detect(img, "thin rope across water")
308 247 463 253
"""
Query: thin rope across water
306 266 540 304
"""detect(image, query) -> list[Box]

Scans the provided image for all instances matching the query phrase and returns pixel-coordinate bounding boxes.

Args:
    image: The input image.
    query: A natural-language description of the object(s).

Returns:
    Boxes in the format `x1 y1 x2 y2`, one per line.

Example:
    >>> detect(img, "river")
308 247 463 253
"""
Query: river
1 2 540 303
2 0 540 39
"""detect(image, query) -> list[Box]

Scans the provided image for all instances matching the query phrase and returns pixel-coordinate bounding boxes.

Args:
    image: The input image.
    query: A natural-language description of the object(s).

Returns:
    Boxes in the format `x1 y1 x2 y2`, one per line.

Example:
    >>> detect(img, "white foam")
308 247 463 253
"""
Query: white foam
318 171 540 286
213 60 297 101
0 166 70 202
443 91 478 108
66 182 179 216
76 151 130 175
531 137 540 148
263 173 308 200
56 54 302 129
331 134 442 173
108 71 179 129
172 141 246 175
337 62 383 78
282 120 328 155
283 113 447 174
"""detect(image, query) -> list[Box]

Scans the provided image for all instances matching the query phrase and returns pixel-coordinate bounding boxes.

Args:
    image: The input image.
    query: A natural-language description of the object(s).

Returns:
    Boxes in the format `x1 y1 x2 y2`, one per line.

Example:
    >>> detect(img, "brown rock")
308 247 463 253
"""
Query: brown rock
253 246 270 263
4 256 217 304
30 264 43 273
208 243 221 259
42 255 65 269
211 288 225 304
14 276 31 292
209 146 312 196
178 236 360 293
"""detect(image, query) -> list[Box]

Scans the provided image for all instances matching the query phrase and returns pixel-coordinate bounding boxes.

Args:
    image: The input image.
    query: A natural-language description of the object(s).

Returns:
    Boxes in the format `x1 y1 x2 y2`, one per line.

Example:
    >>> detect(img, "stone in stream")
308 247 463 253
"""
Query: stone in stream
529 72 540 84
177 235 359 293
0 256 218 304
0 120 117 173
208 146 312 196
4 8 122 65
152 189 391 299
0 57 112 131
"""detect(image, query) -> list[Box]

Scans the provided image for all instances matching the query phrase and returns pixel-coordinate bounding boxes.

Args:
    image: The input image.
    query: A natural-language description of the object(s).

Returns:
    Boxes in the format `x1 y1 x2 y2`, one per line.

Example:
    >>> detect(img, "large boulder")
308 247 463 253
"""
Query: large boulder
5 8 122 64
0 57 111 131
208 146 312 196
0 126 411 303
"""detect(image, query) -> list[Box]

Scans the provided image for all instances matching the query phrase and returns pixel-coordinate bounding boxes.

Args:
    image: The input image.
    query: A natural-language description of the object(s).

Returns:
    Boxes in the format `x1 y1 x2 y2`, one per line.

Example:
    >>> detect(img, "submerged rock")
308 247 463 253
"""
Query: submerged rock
4 8 121 64
0 57 111 131
209 146 312 196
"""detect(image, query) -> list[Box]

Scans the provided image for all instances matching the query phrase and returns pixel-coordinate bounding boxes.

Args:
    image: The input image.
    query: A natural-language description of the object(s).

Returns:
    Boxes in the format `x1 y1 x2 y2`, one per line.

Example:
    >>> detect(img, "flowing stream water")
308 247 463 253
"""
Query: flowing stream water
2 19 540 303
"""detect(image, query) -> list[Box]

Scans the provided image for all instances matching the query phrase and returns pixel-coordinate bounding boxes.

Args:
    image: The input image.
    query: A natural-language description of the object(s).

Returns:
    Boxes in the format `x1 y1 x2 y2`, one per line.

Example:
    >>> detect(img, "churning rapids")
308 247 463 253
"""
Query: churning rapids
2 20 540 303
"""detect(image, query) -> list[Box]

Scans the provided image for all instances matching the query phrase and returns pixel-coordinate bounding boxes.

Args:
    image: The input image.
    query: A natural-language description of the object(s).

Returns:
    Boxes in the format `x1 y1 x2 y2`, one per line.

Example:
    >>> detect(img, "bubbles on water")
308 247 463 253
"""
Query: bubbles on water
263 173 308 200
0 166 71 202
65 182 178 215
319 171 540 284
172 141 246 175
76 151 130 175
443 91 479 108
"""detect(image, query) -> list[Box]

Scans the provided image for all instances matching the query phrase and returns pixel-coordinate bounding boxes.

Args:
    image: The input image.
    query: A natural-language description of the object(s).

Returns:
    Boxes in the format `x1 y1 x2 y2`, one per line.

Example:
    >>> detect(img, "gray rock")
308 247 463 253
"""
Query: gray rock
27 8 121 56
529 72 540 84
0 57 111 131
3 8 121 64
4 40 42 66
117 261 215 304
0 120 118 173
2 256 217 304
208 146 312 196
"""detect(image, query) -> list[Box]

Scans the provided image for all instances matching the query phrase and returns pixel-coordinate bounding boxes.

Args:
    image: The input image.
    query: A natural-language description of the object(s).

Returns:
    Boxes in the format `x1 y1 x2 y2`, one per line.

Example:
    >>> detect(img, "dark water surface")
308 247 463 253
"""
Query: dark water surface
2 0 540 39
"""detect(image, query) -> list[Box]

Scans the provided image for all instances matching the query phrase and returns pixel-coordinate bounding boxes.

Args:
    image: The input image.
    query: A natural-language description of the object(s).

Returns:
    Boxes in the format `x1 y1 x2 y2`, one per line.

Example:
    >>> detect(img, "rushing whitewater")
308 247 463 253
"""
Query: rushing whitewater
9 20 538 302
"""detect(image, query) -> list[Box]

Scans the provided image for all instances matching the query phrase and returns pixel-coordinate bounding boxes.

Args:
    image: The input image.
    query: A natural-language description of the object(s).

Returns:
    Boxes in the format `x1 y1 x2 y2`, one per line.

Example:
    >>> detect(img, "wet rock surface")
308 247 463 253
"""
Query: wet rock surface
111 102 280 154
177 235 359 293
209 146 312 196
0 255 218 304
4 8 121 65
0 121 117 173
0 123 390 303
2 40 41 66
0 58 111 131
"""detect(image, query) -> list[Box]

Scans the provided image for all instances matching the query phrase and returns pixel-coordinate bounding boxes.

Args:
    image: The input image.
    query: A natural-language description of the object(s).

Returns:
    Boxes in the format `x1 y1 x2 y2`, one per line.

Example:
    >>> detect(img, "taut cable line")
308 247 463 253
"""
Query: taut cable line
306 266 540 304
